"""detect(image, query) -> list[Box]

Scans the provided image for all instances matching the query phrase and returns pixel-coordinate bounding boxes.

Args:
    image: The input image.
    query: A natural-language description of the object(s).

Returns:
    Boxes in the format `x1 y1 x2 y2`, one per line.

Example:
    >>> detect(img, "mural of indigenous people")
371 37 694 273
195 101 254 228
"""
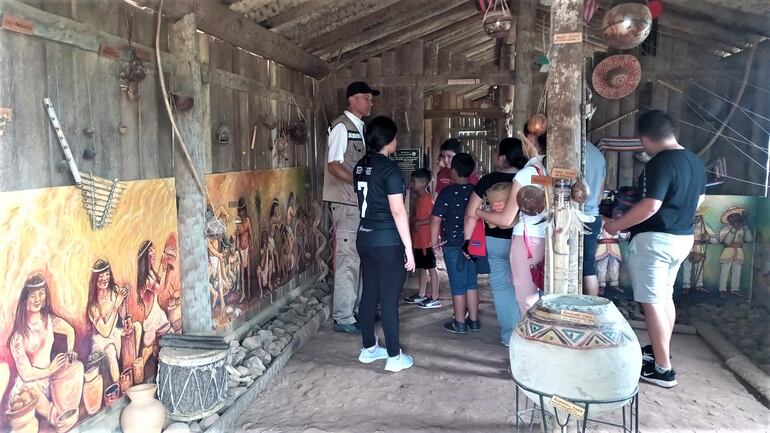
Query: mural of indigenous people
236 197 254 303
86 259 138 384
718 207 753 298
268 199 282 288
133 241 173 366
8 274 83 430
256 228 272 299
682 207 717 295
595 223 630 295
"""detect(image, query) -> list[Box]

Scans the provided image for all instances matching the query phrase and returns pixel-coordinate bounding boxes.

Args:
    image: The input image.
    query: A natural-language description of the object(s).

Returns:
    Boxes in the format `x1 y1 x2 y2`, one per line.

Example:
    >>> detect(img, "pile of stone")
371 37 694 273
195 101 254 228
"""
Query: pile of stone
189 281 332 432
689 302 770 372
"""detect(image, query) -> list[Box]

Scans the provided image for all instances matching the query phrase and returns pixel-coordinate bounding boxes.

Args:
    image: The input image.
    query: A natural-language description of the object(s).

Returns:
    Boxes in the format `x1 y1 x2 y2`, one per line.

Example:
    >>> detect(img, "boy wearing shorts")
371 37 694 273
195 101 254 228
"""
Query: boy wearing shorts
405 168 441 308
431 153 479 334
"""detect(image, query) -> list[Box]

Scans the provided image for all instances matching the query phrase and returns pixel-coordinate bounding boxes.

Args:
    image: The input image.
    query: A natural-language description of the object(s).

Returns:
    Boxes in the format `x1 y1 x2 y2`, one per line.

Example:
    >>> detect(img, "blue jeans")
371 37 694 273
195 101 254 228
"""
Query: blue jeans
486 236 520 344
443 247 478 296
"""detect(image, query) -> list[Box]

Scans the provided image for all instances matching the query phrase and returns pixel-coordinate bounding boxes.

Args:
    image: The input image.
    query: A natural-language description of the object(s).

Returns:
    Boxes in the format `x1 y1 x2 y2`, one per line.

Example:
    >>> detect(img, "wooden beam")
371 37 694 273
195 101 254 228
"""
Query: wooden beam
424 108 505 119
663 0 770 38
423 15 483 44
332 71 515 88
228 0 312 24
656 27 740 56
444 35 494 55
168 13 213 334
432 25 486 48
312 0 470 59
546 0 584 295
136 0 330 79
693 0 770 16
276 0 402 43
513 0 537 131
338 6 478 66
658 12 752 50
262 0 337 29
200 65 311 105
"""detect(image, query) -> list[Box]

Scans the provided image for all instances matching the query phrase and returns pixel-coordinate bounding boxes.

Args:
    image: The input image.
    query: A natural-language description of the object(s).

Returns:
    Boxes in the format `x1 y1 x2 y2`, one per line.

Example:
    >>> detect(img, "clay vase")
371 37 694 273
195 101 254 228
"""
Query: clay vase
119 368 133 395
166 296 182 333
50 359 84 415
55 408 79 433
121 327 137 371
83 366 104 415
6 391 39 433
132 358 145 384
104 383 120 407
120 384 166 433
510 294 642 415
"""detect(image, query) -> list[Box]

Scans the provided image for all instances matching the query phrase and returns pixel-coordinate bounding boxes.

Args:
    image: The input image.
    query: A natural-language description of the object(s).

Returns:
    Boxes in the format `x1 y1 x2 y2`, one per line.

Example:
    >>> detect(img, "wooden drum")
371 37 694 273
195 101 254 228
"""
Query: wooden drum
157 347 228 421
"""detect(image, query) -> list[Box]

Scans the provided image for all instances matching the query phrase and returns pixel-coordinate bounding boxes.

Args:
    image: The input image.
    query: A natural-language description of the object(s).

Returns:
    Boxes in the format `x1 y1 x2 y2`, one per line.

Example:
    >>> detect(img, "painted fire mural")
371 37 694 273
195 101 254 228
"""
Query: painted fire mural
204 167 314 332
0 178 180 432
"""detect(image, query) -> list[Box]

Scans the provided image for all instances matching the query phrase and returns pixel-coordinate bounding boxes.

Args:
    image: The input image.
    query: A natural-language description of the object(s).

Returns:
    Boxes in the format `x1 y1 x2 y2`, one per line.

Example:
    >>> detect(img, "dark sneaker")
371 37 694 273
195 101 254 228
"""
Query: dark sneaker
333 321 359 334
466 319 481 332
404 294 428 304
640 363 678 388
418 297 441 309
444 319 468 334
641 345 655 363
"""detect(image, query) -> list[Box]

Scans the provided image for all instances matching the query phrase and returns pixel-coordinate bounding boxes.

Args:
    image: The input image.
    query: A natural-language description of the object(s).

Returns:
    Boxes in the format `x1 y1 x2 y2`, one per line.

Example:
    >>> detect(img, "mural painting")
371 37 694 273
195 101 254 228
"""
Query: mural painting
205 168 314 332
0 179 179 432
601 195 757 303
752 197 770 308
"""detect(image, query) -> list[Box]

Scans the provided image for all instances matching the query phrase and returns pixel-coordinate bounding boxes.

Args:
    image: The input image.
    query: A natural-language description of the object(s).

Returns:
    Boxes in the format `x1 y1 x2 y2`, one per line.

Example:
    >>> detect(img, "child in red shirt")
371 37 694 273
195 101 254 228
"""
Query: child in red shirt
405 168 441 309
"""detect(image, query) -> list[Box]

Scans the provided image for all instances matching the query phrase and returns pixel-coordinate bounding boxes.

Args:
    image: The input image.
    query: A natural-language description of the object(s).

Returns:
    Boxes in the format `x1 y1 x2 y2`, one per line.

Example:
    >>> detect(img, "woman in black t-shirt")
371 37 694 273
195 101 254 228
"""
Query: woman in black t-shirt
354 116 416 372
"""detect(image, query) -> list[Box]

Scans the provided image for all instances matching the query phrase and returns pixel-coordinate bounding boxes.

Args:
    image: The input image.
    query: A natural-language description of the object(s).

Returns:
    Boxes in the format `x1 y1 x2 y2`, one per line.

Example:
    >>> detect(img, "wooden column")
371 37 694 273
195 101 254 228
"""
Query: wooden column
169 13 213 334
546 0 584 295
513 0 537 130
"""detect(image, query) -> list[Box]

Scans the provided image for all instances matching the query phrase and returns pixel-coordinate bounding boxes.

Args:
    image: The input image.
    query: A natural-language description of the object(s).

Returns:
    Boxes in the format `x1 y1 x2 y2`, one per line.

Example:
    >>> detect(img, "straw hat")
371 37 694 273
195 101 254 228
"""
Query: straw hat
720 206 747 224
592 55 641 100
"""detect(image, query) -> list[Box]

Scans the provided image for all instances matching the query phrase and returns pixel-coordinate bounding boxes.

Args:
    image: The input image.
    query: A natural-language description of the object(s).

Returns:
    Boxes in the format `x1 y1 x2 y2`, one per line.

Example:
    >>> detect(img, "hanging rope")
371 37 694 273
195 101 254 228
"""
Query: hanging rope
697 41 758 157
155 0 206 196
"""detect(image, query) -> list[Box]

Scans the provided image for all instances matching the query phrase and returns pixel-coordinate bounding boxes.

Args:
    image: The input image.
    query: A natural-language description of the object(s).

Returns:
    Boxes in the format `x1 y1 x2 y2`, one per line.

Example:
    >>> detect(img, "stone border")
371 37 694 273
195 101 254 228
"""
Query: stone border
627 320 698 335
692 319 770 403
204 304 330 433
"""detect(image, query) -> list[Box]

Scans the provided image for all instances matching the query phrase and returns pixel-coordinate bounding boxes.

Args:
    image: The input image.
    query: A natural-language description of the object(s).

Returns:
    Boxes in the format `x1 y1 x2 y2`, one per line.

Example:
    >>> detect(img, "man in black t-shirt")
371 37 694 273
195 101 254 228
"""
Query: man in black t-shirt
605 110 706 389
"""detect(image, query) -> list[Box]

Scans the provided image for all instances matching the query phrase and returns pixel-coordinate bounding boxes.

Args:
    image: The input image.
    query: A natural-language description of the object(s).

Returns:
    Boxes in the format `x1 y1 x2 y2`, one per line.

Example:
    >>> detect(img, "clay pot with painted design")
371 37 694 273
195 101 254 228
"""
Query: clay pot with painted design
510 294 642 415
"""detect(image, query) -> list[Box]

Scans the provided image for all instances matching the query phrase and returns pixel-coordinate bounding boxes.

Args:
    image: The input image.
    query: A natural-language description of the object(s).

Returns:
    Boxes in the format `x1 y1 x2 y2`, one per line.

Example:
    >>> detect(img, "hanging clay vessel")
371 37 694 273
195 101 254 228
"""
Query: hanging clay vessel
263 114 278 130
83 366 104 415
571 179 589 204
288 120 308 144
120 384 166 433
171 94 194 112
510 294 642 415
602 3 652 50
6 389 38 433
526 113 548 137
50 358 84 416
216 123 232 145
483 10 512 39
517 185 546 216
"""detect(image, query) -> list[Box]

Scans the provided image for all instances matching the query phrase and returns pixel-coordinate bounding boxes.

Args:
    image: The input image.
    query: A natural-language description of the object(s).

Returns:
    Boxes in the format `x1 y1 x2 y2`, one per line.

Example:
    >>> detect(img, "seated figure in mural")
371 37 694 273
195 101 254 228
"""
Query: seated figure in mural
596 217 630 295
682 207 717 295
718 207 753 298
208 236 227 311
268 199 282 288
236 197 253 303
286 192 297 230
281 224 296 281
135 241 172 364
87 259 140 383
8 273 80 426
256 228 273 299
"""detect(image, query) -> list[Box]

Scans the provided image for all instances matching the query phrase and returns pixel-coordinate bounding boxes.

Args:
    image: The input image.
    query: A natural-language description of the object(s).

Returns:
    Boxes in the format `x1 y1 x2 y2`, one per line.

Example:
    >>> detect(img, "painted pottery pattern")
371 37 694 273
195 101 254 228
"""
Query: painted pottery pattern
516 317 635 349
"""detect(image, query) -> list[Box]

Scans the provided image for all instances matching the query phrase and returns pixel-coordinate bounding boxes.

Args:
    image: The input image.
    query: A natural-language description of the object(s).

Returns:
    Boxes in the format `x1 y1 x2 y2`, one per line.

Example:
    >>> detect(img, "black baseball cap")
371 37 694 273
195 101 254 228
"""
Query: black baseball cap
346 81 380 98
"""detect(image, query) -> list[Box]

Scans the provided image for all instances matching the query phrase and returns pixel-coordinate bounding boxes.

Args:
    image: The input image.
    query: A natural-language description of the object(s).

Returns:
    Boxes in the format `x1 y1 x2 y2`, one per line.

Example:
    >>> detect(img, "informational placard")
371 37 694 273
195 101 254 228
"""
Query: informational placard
551 167 579 180
554 32 583 44
2 14 34 35
560 310 596 326
391 149 420 179
551 395 586 419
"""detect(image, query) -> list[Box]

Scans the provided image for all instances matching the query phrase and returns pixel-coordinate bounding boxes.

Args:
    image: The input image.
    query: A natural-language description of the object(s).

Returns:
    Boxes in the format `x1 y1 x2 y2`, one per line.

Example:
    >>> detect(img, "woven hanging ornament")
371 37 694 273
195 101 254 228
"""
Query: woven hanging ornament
591 55 641 100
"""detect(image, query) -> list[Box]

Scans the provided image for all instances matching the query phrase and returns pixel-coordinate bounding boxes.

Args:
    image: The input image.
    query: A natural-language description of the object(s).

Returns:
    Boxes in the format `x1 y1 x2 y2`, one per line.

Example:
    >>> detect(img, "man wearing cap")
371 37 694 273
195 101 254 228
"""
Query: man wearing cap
323 81 379 334
604 110 706 389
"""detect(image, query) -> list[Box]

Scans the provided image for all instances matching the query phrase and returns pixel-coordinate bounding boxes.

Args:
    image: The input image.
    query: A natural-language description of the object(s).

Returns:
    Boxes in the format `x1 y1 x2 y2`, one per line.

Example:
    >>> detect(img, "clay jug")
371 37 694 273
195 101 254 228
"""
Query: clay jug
50 359 84 415
6 391 39 433
83 366 104 415
121 326 137 370
132 358 145 384
510 294 642 415
120 384 166 433
119 368 133 395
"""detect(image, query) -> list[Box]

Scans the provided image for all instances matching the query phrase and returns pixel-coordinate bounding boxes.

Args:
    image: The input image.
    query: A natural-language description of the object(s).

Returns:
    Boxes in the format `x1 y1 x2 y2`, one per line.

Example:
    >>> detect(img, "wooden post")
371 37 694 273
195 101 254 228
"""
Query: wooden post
169 13 213 334
513 0 537 130
546 0 584 296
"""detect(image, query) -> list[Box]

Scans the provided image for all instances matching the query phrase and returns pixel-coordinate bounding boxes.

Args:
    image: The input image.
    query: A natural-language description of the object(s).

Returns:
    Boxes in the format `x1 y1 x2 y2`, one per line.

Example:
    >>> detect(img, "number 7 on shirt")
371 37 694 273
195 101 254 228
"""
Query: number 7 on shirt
357 181 368 218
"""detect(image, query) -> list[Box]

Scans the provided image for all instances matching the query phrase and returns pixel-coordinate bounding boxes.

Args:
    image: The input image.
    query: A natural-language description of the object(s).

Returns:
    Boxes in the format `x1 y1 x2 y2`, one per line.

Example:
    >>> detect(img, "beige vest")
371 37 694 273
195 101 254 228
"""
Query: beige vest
322 114 366 206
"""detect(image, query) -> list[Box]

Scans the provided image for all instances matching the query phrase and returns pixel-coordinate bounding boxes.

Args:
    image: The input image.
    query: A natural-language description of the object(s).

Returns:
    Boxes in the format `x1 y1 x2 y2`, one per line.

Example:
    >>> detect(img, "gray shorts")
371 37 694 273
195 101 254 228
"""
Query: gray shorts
627 232 693 304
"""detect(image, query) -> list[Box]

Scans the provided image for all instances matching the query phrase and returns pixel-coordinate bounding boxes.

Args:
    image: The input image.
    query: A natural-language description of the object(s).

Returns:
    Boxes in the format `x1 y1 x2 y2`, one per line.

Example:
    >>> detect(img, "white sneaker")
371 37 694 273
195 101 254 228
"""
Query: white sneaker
358 337 389 364
384 350 414 372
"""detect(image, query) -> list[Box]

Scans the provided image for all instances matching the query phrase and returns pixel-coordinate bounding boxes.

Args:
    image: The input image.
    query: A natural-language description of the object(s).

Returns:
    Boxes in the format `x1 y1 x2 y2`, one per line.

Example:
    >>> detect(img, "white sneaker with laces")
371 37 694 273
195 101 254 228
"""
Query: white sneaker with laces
384 350 414 372
358 337 389 364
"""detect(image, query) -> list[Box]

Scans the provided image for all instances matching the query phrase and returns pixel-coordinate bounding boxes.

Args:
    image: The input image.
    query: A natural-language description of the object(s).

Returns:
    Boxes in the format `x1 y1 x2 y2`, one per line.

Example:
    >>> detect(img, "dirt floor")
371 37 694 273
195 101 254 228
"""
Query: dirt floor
237 272 770 433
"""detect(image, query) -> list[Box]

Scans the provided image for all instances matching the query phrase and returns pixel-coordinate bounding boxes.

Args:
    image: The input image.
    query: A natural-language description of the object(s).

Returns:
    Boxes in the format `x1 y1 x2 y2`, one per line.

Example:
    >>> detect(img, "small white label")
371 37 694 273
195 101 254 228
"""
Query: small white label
560 310 595 326
552 395 586 418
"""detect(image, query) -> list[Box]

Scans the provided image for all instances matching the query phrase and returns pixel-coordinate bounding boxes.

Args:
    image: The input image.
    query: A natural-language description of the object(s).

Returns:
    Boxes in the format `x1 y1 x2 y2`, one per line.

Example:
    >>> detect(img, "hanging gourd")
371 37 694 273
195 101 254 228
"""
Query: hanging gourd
482 0 512 39
602 3 653 50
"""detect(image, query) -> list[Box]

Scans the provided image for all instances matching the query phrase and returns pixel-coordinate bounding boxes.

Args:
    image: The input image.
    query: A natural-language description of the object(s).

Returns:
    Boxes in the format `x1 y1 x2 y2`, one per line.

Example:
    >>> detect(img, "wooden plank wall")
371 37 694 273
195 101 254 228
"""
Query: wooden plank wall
589 33 770 196
0 0 318 194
